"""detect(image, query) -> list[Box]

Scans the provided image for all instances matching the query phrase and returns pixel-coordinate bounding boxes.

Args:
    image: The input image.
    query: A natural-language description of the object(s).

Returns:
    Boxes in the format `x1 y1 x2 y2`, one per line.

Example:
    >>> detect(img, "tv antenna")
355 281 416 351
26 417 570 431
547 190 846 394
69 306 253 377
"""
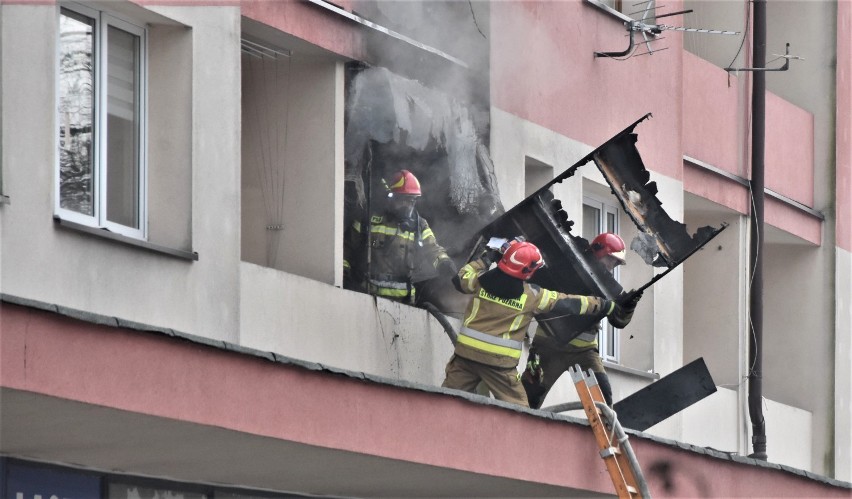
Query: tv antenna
595 0 740 59
725 42 803 72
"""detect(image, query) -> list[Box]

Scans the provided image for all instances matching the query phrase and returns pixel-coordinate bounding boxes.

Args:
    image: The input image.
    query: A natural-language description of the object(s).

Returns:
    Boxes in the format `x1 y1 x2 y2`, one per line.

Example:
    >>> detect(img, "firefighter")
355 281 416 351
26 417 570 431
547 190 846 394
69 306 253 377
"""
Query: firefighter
522 232 643 409
343 169 456 304
442 239 630 407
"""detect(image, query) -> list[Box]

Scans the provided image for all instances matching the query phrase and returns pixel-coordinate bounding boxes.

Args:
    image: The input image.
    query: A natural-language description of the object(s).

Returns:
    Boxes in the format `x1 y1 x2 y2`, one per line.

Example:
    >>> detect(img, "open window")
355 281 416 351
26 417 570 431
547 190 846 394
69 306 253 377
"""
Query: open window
57 4 146 239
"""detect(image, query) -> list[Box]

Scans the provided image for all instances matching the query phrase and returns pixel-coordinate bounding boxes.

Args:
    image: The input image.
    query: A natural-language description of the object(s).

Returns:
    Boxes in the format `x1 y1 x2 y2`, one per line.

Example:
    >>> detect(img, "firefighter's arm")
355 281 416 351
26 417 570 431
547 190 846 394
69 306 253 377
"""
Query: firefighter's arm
420 219 452 270
609 289 642 328
536 290 621 318
454 258 487 294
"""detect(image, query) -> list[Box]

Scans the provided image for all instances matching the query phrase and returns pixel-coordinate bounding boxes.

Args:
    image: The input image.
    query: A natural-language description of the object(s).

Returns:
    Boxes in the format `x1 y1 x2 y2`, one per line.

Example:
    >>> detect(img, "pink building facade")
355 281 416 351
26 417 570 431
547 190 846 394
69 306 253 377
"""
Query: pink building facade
0 0 849 496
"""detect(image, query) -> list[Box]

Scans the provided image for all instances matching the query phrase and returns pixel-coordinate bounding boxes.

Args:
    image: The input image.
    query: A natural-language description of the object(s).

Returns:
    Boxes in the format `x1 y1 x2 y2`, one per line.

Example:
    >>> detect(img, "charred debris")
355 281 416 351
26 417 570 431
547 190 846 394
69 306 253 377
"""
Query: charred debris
344 65 502 260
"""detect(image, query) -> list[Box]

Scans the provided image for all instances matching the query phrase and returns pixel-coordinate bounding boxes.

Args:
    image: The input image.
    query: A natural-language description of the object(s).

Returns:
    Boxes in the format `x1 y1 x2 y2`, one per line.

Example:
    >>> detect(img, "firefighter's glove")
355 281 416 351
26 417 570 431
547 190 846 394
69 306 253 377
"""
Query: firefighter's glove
604 299 626 318
480 249 501 267
438 258 458 278
522 352 544 386
620 289 643 311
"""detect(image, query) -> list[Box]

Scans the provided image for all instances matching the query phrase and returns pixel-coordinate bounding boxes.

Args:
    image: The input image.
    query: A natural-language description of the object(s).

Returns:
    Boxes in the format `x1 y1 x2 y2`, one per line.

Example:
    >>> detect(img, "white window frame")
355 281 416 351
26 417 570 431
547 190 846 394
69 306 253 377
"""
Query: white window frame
585 0 632 22
56 3 148 239
583 194 621 363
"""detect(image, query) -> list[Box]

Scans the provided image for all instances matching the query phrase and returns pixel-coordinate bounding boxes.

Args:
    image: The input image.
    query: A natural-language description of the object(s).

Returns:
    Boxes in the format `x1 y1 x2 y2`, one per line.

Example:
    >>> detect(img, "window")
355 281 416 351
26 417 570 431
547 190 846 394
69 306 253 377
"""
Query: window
583 195 621 363
586 0 627 17
57 4 146 239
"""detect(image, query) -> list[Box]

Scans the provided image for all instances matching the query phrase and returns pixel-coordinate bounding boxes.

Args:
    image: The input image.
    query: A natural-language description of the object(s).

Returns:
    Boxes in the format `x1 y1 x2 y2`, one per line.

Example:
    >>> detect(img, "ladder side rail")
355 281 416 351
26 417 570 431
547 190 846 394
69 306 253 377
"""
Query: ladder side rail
584 374 645 498
571 368 636 499
597 402 652 499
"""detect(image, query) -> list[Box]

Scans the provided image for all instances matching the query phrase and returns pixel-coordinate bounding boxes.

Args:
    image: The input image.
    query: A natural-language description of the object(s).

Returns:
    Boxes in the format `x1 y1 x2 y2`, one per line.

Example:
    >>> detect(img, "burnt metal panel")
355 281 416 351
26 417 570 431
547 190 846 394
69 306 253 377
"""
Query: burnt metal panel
613 357 718 432
469 114 726 303
592 122 724 268
471 189 623 334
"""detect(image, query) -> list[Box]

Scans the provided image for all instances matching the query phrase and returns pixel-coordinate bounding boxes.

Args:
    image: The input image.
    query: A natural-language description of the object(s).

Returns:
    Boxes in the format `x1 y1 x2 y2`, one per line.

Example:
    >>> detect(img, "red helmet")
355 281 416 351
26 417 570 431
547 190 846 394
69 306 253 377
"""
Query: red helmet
388 170 421 196
591 233 626 264
498 241 545 280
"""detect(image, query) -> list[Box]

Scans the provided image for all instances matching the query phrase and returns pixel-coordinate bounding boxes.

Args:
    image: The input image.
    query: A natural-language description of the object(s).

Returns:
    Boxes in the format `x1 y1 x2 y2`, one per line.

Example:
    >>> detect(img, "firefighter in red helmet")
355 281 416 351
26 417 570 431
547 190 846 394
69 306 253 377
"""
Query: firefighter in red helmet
343 170 456 304
522 232 642 408
442 238 628 407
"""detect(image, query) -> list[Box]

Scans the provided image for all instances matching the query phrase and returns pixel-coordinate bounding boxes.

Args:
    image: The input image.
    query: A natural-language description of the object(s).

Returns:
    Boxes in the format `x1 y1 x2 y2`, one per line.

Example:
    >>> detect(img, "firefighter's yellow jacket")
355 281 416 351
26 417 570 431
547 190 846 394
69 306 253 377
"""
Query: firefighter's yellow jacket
453 258 617 369
343 212 450 301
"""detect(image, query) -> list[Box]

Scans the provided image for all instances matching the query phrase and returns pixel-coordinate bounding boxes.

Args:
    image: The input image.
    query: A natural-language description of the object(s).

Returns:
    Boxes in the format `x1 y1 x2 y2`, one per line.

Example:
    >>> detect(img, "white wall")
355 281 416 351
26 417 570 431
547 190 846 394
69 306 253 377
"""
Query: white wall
682 387 813 472
682 387 740 453
239 262 455 385
763 242 833 474
837 247 852 481
684 210 747 387
763 398 814 472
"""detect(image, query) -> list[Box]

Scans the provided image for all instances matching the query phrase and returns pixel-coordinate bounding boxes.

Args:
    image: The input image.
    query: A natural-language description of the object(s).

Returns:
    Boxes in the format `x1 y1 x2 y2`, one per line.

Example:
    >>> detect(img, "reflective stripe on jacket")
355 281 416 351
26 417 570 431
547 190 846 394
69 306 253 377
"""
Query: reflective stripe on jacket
457 326 524 359
342 213 450 301
453 258 613 368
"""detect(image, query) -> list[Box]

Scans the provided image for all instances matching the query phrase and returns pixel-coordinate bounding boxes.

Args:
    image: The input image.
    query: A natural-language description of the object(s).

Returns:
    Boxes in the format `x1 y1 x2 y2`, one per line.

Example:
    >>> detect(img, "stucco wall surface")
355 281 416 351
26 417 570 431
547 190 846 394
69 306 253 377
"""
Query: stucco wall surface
763 242 833 475
683 55 817 196
491 0 684 181
683 163 750 214
765 93 814 206
239 262 455 386
837 247 852 482
240 0 363 62
838 1 852 253
683 53 743 176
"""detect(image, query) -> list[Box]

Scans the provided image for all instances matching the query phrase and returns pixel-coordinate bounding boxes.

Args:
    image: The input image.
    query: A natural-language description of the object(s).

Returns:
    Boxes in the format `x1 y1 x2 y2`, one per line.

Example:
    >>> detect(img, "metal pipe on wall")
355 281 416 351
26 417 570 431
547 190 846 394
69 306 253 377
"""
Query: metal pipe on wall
748 0 768 461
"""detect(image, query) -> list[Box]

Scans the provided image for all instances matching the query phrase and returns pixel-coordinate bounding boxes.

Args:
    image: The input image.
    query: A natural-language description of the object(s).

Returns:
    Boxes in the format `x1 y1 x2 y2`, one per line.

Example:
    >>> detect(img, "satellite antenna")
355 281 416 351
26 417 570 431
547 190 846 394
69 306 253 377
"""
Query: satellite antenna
595 0 739 59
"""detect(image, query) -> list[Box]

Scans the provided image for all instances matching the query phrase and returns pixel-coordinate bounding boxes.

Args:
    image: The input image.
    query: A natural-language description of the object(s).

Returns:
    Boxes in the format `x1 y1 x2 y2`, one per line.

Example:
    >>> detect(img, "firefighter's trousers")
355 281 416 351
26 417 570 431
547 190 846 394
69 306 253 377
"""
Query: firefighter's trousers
442 354 529 407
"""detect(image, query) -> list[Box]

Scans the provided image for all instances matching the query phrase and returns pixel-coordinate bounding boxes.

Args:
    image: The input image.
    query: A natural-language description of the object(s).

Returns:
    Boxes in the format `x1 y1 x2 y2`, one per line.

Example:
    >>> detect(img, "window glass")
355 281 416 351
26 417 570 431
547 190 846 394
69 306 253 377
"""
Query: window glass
109 483 209 499
59 9 96 216
601 0 623 12
584 196 621 362
106 24 141 229
582 203 601 240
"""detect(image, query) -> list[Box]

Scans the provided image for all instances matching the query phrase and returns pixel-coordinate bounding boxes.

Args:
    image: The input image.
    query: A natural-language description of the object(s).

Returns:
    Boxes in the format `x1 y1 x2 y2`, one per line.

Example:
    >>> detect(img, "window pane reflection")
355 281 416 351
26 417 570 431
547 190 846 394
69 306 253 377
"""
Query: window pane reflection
58 10 96 216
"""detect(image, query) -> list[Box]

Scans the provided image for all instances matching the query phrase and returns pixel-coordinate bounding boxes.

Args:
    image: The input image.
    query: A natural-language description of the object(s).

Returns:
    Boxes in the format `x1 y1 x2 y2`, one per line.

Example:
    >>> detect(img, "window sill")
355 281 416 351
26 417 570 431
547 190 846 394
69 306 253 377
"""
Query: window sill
54 216 198 261
0 194 9 205
604 360 660 380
